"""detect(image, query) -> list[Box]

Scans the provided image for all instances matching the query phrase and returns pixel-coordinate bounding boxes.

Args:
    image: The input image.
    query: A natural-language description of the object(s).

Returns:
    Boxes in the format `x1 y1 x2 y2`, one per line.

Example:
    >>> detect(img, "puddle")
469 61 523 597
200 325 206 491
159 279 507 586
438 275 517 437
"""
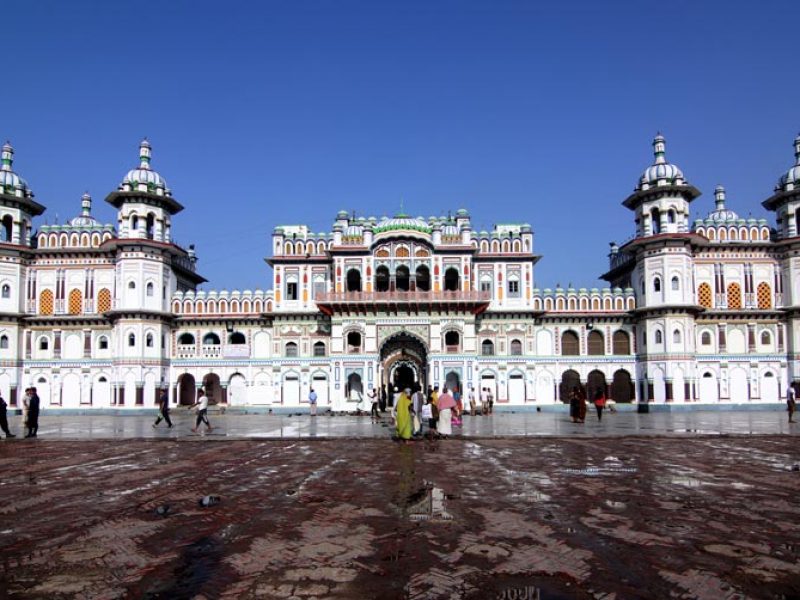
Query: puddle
604 500 627 509
730 482 753 490
670 476 717 488
405 483 454 521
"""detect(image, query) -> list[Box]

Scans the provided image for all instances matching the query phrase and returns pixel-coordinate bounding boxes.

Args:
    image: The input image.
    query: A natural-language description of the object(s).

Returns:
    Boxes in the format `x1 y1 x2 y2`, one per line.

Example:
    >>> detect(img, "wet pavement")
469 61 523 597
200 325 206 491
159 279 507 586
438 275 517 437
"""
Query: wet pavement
1 436 799 599
1 408 798 440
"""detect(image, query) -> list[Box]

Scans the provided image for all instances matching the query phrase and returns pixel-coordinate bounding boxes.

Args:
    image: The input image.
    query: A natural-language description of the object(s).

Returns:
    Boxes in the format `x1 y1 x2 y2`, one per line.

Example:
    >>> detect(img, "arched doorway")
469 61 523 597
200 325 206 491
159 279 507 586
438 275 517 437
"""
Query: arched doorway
380 332 428 398
229 373 247 405
586 370 606 402
559 369 581 403
202 373 223 404
445 370 461 395
178 373 196 405
760 371 778 402
346 269 362 292
699 371 718 402
611 369 633 403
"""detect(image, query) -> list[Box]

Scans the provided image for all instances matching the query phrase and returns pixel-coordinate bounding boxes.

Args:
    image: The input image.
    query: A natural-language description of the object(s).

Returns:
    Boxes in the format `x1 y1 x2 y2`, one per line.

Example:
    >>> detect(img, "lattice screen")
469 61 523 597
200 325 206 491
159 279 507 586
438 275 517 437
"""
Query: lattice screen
68 289 82 314
727 282 742 309
97 288 112 312
757 282 772 309
39 289 54 315
697 283 712 308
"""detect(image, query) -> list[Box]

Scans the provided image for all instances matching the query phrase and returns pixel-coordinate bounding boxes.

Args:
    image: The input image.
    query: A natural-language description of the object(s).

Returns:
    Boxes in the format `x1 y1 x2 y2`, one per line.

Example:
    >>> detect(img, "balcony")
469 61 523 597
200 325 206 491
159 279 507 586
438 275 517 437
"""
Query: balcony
315 290 492 316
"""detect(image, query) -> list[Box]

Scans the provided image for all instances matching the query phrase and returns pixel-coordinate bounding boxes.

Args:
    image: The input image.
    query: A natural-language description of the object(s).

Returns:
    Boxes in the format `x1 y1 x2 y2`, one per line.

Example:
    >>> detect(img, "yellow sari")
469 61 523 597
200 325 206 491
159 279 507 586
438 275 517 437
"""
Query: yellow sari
395 392 413 440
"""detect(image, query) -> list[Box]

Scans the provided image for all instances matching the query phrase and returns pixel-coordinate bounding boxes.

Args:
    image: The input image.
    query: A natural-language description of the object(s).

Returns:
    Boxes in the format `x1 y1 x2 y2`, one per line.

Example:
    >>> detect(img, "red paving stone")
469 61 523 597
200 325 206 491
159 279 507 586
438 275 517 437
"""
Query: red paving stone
0 436 799 599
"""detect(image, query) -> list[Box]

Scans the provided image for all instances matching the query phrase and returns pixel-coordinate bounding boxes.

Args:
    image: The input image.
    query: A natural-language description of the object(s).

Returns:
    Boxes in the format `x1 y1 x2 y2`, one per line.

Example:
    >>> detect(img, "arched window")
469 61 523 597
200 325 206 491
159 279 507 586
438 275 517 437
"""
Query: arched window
285 341 298 357
612 331 630 354
128 333 136 347
653 277 661 293
587 330 604 355
130 215 139 231
671 276 679 291
0 335 8 349
375 265 390 292
146 333 154 347
761 331 771 345
396 265 410 291
697 282 712 308
347 331 362 352
68 289 82 315
145 213 155 239
128 281 136 290
313 341 326 356
202 332 221 345
39 337 49 350
1 215 12 241
667 209 676 224
655 329 663 344
229 332 246 344
727 282 742 310
481 339 494 355
510 339 523 355
561 331 579 356
146 282 154 297
98 336 109 350
346 269 362 292
444 267 460 292
1 284 9 298
651 208 661 234
757 282 772 309
445 331 460 352
178 332 195 345
673 329 681 344
416 265 431 291
701 331 712 346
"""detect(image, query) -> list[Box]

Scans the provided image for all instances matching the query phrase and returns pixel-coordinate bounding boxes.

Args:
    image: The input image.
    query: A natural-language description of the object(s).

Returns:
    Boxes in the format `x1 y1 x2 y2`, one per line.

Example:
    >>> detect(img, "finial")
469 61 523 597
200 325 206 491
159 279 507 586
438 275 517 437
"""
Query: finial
139 138 151 169
1 141 13 170
652 133 666 165
714 185 726 209
794 133 800 164
81 192 92 216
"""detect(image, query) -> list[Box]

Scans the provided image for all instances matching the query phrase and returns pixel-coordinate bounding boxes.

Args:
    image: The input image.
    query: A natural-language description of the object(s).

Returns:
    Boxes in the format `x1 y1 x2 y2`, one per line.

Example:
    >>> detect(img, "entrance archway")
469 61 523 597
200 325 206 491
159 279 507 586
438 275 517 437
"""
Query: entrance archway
203 373 223 404
380 332 428 398
178 373 196 405
587 370 606 402
559 369 582 403
611 369 633 403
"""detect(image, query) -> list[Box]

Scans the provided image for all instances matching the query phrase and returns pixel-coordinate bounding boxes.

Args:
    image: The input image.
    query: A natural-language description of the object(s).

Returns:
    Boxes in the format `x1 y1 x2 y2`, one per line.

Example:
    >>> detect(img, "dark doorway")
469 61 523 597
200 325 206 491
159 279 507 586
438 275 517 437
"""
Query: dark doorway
444 267 460 292
587 369 606 401
559 369 582 404
393 364 416 391
375 266 390 292
396 266 410 291
416 265 430 291
611 369 633 403
346 269 362 292
178 373 196 405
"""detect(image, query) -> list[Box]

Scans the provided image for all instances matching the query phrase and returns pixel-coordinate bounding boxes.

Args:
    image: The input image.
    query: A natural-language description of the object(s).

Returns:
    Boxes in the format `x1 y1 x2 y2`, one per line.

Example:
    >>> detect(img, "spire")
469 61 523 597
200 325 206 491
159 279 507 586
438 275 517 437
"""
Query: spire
139 138 152 169
714 185 726 210
81 192 92 216
1 141 13 171
652 133 666 165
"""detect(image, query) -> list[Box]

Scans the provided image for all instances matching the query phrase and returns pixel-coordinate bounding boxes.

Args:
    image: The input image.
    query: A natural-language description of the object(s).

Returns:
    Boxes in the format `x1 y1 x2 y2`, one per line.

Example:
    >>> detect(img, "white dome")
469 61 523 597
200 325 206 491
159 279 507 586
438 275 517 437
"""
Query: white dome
637 134 688 190
374 214 432 235
119 139 170 195
705 186 739 222
776 134 800 191
0 142 33 198
344 224 363 237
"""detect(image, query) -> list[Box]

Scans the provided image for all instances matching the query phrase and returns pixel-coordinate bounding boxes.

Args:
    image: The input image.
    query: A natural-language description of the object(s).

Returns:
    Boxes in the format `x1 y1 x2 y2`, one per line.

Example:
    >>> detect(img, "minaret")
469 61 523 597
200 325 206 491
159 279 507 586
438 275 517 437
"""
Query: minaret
0 141 45 245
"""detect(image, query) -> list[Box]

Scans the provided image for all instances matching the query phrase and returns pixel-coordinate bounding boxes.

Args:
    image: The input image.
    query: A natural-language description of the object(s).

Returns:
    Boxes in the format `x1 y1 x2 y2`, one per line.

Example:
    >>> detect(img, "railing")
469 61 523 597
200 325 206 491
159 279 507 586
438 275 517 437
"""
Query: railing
202 344 222 358
176 343 195 358
224 344 250 358
315 290 491 303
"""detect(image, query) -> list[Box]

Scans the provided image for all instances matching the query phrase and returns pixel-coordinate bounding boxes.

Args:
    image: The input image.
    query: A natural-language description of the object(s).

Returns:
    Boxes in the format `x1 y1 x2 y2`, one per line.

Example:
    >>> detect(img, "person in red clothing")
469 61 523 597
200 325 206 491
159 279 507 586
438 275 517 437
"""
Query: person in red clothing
593 389 607 421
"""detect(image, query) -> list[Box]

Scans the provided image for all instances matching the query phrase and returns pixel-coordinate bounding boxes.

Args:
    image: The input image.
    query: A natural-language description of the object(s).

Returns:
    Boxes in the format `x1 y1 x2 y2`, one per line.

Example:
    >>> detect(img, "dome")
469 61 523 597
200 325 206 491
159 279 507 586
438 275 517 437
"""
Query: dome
0 142 34 198
120 139 170 196
68 192 100 227
441 221 459 237
373 213 432 235
344 224 363 237
705 185 739 222
637 134 688 190
776 134 800 192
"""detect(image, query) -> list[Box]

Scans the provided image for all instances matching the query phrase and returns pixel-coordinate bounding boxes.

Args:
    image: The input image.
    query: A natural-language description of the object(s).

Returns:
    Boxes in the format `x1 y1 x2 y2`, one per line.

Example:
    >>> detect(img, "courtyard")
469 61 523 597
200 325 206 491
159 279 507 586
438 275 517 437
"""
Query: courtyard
0 416 799 599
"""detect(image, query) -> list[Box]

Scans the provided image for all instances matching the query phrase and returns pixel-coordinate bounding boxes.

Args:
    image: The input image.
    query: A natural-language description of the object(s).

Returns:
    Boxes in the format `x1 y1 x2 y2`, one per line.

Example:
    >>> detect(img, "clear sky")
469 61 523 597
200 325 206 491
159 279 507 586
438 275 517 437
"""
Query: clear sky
3 1 798 290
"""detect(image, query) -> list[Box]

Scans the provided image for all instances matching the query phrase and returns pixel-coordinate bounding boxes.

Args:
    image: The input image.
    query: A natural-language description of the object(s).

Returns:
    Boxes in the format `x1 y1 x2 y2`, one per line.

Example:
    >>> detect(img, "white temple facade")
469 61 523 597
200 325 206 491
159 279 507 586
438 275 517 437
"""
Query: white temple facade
1 134 798 410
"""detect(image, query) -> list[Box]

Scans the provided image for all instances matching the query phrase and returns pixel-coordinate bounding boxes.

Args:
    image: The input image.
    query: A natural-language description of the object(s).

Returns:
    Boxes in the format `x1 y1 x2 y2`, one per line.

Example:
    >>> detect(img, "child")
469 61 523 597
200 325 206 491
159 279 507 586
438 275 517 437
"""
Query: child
421 398 436 439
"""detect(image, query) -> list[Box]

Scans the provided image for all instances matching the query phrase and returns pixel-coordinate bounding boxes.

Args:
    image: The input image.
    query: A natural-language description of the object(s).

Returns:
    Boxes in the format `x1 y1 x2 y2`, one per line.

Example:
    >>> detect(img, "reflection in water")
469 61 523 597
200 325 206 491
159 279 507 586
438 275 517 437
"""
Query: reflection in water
406 483 454 521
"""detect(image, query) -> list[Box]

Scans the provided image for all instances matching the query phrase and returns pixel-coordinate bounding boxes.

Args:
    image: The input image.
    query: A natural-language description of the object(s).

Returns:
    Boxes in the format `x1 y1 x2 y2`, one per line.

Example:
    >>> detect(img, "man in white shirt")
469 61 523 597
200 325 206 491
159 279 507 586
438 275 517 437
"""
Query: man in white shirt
189 389 213 433
308 388 318 416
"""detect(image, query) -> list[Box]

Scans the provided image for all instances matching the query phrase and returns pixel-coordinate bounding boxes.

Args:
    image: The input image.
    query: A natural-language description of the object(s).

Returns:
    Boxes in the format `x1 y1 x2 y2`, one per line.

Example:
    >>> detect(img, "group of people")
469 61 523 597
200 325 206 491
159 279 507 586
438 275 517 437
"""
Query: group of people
0 387 40 439
569 387 610 423
152 387 214 433
392 384 468 442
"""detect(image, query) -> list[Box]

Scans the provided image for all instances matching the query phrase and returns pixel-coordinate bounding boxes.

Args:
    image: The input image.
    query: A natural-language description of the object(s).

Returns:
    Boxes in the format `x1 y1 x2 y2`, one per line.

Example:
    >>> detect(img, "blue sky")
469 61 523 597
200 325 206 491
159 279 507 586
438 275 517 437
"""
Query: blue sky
3 1 798 290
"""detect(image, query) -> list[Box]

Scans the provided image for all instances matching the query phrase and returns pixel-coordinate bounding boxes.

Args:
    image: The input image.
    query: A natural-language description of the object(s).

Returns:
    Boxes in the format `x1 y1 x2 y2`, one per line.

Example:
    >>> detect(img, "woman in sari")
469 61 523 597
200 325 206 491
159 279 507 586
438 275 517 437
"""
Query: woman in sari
395 388 414 442
437 387 457 438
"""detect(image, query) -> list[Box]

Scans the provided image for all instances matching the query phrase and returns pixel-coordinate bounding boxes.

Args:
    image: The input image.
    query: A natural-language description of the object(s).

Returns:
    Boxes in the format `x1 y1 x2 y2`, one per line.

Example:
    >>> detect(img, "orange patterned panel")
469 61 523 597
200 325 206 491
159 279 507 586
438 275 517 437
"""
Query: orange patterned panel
39 289 54 315
68 289 83 314
757 282 772 309
97 288 112 313
727 282 742 309
697 283 712 308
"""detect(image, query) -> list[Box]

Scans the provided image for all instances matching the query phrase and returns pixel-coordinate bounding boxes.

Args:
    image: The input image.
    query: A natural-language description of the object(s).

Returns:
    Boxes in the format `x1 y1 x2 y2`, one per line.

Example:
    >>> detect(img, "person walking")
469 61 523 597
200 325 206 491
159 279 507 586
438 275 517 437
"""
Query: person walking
25 387 40 438
578 387 587 423
480 387 489 415
394 388 413 443
0 393 16 438
453 387 463 427
21 388 30 435
593 389 606 421
412 387 424 436
436 386 457 438
421 396 435 439
569 387 581 423
153 388 173 428
189 389 213 433
468 386 476 417
308 388 318 416
788 385 796 423
487 388 494 415
369 388 380 422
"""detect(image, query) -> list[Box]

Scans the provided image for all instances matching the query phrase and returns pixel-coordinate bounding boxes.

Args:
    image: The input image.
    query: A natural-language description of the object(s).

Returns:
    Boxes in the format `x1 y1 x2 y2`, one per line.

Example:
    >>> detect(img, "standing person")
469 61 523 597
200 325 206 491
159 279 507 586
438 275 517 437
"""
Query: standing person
412 387 424 435
569 388 581 423
468 386 477 417
308 388 318 416
395 388 413 443
421 396 435 438
21 388 30 435
391 386 400 409
578 387 587 424
593 389 606 421
453 387 463 427
788 385 797 424
487 388 494 415
379 386 387 413
437 386 457 438
26 387 40 438
153 388 173 429
368 388 380 422
188 389 213 433
0 393 16 438
431 385 440 410
480 387 489 415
